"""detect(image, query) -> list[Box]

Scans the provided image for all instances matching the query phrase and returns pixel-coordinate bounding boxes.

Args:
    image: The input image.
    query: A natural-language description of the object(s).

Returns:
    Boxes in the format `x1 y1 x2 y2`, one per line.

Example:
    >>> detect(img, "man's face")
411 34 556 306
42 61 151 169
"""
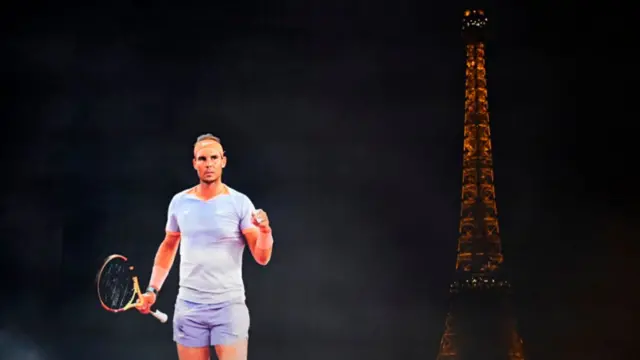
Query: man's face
192 141 226 184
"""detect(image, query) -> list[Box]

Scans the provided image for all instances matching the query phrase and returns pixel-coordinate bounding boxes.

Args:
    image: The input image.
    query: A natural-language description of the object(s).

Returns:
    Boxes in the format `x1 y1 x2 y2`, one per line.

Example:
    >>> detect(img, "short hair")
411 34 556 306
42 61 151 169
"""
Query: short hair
194 133 221 145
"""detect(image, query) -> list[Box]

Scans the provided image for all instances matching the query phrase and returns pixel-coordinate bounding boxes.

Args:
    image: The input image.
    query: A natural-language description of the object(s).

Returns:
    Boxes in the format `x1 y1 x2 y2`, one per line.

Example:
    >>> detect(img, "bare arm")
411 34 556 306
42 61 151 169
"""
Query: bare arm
242 227 273 266
148 231 181 291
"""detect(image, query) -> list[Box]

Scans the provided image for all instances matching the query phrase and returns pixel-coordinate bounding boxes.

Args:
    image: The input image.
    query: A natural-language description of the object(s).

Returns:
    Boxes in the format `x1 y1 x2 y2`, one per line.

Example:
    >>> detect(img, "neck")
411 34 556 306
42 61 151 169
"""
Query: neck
196 180 225 200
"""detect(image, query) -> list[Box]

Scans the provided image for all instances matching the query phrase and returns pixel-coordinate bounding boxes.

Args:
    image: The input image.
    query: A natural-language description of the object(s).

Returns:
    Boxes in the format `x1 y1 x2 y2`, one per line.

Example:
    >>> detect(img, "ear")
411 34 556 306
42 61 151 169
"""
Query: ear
221 155 227 168
192 157 197 170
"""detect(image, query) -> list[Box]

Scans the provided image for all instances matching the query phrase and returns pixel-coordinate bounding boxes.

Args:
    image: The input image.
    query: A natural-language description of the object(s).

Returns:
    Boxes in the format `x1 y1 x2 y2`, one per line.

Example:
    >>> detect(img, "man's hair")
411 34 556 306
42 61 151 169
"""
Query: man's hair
194 133 221 145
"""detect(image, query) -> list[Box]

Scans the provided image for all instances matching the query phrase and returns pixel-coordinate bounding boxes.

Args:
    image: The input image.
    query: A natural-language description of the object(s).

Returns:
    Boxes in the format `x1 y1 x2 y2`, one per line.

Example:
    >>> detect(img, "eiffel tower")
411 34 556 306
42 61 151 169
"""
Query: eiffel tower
435 10 526 360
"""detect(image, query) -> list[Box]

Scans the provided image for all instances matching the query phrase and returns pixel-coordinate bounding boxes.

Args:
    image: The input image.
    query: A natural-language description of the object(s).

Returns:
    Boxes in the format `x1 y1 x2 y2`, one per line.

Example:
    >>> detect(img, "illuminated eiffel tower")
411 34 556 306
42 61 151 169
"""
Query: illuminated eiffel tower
435 10 526 360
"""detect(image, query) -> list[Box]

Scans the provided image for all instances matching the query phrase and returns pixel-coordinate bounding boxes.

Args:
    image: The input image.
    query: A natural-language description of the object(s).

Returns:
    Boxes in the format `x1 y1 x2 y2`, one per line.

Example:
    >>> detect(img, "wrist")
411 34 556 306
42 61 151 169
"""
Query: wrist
146 286 159 295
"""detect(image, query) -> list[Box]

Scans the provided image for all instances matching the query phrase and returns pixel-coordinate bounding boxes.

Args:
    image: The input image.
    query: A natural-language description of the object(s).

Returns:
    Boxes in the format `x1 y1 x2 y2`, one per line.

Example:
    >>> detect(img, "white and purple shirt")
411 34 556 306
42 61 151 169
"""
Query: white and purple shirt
165 186 256 304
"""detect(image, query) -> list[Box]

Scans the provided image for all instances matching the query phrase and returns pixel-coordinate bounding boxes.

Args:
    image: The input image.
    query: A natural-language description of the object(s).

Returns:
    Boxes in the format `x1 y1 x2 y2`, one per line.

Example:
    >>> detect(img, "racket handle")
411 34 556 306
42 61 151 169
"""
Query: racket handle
151 309 168 323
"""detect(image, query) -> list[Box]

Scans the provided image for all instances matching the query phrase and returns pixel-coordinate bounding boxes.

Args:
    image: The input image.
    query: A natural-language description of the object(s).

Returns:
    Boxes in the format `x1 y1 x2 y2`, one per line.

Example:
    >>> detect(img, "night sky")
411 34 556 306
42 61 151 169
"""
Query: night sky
2 1 630 360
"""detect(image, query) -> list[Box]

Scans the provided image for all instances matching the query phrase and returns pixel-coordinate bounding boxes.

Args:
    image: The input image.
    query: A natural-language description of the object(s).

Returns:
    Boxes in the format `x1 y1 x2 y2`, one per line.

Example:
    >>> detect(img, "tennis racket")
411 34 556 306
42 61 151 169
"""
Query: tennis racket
96 254 168 323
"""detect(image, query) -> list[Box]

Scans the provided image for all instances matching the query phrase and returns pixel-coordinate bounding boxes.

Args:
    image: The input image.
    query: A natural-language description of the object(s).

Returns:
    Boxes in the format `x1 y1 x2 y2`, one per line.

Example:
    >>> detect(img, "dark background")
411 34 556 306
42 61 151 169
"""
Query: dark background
1 1 630 359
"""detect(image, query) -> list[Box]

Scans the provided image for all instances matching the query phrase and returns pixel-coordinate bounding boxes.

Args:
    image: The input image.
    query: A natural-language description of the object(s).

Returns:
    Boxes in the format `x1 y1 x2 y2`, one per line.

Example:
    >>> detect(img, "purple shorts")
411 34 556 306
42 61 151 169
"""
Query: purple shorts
172 298 250 347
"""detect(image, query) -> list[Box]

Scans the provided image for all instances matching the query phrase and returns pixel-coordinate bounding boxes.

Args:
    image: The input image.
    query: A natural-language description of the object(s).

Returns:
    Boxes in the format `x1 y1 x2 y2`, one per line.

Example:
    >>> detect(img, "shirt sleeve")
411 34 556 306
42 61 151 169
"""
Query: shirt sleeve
239 194 257 232
165 195 180 234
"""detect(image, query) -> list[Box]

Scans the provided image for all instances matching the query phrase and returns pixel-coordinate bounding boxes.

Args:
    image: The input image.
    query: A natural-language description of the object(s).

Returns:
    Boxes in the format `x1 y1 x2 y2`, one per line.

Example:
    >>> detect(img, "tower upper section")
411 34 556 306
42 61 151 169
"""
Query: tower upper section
462 9 488 42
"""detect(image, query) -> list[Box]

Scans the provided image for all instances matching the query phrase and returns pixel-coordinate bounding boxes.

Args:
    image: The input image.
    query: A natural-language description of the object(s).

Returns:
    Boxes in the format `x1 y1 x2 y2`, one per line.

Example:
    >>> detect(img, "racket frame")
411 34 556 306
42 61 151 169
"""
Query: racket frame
97 254 168 323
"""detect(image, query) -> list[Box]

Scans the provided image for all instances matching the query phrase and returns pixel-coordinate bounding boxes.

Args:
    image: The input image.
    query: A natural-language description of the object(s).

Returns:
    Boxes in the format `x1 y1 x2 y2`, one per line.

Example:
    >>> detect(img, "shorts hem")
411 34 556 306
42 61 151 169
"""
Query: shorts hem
211 335 249 346
173 338 210 348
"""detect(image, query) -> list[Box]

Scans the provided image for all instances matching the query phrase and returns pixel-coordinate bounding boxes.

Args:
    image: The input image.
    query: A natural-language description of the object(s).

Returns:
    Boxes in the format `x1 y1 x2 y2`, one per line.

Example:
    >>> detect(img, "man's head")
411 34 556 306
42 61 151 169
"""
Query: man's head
192 133 227 184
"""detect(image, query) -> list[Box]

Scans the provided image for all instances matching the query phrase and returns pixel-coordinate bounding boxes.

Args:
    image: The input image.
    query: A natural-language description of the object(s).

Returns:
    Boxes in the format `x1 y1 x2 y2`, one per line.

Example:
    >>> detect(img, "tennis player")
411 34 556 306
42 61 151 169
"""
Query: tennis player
136 134 274 360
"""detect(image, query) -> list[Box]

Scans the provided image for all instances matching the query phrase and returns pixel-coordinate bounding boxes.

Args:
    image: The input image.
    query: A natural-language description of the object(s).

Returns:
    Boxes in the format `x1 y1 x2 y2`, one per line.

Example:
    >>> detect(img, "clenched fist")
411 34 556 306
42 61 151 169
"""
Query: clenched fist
252 209 270 232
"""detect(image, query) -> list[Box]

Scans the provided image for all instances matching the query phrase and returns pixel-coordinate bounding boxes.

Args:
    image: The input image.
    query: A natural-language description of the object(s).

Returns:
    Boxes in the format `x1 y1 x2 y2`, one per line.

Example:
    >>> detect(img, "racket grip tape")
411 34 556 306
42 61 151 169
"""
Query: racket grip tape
151 309 168 323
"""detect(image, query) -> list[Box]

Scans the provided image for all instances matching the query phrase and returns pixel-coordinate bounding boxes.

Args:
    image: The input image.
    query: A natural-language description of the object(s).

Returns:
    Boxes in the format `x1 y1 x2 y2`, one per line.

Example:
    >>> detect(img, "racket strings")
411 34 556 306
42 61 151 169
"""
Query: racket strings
98 260 136 310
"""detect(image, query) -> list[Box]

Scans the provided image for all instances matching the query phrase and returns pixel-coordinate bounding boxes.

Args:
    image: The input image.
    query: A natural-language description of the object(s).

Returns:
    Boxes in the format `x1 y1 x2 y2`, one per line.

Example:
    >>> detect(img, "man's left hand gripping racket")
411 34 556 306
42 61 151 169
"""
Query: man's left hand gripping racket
96 254 168 323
